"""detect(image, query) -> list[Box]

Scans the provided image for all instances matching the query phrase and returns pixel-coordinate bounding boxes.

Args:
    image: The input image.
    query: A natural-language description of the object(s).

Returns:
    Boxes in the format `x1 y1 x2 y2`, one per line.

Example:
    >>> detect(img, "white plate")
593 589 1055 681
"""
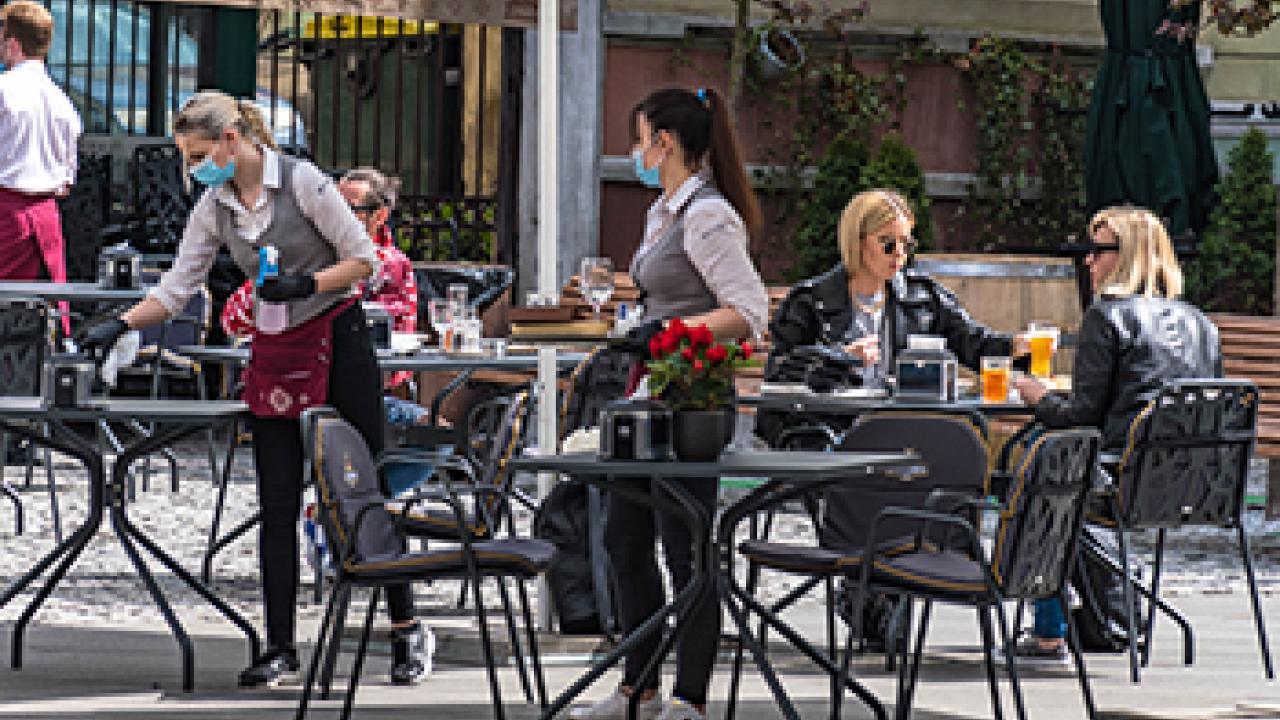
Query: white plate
759 382 813 395
831 387 889 399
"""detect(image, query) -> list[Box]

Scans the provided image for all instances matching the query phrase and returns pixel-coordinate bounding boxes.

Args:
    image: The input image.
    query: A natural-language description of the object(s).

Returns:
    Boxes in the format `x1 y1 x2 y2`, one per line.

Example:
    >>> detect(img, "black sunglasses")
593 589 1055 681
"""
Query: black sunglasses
349 203 381 214
877 238 918 255
1085 242 1120 257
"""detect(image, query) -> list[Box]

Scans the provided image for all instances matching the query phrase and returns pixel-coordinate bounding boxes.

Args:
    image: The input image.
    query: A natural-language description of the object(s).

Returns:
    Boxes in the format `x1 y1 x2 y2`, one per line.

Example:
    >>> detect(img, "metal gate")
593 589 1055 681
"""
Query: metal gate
44 0 521 264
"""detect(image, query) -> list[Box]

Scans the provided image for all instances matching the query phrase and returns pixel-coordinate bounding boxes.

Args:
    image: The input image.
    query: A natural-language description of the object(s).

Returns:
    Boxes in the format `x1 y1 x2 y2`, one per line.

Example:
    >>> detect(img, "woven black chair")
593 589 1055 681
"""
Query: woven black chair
845 427 1100 720
295 407 554 720
726 411 990 720
1093 379 1273 683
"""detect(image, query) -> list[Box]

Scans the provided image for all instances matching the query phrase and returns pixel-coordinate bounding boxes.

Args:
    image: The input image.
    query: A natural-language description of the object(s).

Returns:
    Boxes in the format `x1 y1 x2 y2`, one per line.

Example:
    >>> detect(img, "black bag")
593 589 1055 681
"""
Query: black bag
533 477 615 635
1071 529 1143 652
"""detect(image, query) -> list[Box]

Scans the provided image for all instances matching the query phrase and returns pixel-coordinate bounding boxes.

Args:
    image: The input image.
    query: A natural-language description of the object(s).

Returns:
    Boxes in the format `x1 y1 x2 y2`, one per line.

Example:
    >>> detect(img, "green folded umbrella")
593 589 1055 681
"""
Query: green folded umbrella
1085 0 1219 237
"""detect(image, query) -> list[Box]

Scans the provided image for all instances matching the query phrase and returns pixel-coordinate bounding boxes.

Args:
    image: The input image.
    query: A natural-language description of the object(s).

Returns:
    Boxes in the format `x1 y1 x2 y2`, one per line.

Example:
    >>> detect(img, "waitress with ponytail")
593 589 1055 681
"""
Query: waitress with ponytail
80 90 432 687
571 88 768 720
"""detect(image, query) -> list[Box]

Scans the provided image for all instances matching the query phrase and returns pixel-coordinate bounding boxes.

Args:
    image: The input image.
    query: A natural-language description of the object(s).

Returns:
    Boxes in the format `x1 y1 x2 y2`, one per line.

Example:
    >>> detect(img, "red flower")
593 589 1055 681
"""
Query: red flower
693 359 704 371
649 337 664 357
741 341 754 359
691 325 714 348
669 317 688 340
707 345 728 364
681 347 695 361
661 331 680 355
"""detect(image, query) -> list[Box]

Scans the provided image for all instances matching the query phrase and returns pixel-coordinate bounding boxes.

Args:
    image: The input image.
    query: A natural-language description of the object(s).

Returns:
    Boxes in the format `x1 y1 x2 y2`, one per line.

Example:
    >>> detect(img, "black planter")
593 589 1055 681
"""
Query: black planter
672 408 734 462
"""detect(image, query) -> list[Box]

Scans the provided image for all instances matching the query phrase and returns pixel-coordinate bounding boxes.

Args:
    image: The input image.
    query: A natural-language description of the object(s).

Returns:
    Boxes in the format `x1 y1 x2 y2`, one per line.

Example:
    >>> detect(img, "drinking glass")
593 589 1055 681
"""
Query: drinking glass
427 298 453 351
1026 322 1059 379
447 283 469 311
579 257 614 320
981 356 1012 403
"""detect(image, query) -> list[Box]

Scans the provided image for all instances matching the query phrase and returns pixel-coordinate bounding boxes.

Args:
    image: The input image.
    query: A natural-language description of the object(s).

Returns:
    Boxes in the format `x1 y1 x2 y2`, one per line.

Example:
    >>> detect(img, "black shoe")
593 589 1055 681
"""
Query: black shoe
389 622 434 686
238 648 299 687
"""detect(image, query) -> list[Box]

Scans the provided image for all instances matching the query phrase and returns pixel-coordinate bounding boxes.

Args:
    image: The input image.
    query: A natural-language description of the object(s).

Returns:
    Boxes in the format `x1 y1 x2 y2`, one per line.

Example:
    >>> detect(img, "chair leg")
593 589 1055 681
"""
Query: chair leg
1111 513 1142 683
992 599 1028 720
1 478 21 536
830 615 858 720
516 577 548 709
899 599 931 720
826 576 838 712
496 576 534 703
1140 529 1165 668
339 587 380 720
1237 523 1276 679
894 600 911 720
296 580 344 720
884 597 909 672
320 584 353 700
41 428 61 544
472 574 507 720
725 559 760 720
976 605 1006 720
1063 590 1098 720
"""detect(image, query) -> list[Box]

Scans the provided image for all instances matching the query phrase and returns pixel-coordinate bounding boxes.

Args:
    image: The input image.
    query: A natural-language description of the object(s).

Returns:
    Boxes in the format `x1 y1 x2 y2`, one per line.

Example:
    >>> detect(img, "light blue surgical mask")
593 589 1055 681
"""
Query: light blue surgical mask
0 64 7 73
190 147 236 188
632 148 662 189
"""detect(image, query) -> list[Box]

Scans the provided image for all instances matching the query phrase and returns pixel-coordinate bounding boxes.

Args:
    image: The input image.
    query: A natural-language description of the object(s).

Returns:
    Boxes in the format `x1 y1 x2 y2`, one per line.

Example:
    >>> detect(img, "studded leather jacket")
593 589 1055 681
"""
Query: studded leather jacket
757 264 1014 445
1034 294 1222 451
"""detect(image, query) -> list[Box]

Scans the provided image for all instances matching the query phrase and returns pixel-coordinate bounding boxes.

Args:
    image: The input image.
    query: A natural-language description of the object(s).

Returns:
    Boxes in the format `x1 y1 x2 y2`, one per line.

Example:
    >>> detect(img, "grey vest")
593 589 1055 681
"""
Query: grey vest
215 155 347 330
631 184 720 323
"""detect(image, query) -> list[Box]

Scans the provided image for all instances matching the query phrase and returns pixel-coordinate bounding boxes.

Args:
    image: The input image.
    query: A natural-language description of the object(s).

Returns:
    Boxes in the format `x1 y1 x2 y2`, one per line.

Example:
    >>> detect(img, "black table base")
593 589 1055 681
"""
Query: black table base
0 417 260 692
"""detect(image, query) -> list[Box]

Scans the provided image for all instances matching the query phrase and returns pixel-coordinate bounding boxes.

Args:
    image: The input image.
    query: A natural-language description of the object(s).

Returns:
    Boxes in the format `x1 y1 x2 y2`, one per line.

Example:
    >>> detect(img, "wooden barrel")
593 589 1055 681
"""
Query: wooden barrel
913 254 1084 371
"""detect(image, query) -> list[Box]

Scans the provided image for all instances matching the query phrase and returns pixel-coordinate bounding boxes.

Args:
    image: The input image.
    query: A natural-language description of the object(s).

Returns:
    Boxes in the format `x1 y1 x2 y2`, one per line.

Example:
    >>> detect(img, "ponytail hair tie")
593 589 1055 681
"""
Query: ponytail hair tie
696 87 708 103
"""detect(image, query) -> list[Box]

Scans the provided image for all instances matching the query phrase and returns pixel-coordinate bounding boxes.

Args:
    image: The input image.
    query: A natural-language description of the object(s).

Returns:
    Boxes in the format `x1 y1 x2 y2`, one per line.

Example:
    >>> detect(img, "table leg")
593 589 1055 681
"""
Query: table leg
428 368 474 424
202 417 242 583
203 512 261 583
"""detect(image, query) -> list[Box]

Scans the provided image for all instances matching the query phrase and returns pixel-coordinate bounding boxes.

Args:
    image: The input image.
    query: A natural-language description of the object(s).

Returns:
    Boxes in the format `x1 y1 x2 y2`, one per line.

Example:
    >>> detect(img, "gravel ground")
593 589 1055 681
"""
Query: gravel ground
1 440 1277 631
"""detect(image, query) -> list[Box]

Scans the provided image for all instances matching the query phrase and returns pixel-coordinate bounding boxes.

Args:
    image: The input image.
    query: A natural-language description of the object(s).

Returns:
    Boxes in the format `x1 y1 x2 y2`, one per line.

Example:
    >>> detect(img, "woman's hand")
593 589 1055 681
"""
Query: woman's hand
843 335 880 367
1014 374 1048 405
1012 332 1031 357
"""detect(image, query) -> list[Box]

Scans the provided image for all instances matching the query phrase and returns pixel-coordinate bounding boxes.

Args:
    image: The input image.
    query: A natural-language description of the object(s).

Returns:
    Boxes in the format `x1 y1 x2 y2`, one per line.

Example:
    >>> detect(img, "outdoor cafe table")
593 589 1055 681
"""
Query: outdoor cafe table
740 392 1036 417
0 398 258 692
509 449 923 720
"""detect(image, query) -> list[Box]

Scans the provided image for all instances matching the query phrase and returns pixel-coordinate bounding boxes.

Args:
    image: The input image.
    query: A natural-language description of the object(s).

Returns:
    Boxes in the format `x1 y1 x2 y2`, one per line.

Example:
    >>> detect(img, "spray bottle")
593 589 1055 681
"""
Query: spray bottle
257 245 287 334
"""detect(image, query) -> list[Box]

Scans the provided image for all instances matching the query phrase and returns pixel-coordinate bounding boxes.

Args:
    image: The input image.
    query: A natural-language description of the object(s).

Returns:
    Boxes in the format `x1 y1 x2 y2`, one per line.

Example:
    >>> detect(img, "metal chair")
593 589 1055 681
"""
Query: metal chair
1095 379 1274 683
0 299 60 539
295 407 553 720
848 427 1101 720
725 411 990 720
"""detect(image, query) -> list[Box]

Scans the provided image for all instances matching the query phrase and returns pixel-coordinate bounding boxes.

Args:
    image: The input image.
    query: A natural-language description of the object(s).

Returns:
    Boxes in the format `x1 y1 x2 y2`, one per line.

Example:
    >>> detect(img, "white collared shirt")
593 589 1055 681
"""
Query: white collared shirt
0 61 81 194
150 148 378 316
637 170 769 338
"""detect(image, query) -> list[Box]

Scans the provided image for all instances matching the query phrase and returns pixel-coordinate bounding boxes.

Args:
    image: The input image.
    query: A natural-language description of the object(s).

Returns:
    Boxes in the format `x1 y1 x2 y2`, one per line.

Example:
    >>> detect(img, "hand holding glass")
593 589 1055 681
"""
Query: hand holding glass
579 257 614 320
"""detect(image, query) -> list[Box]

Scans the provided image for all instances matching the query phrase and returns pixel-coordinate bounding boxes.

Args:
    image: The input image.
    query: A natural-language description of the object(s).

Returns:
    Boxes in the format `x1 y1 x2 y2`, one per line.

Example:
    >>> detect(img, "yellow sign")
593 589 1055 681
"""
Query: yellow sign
302 15 439 39
162 0 578 30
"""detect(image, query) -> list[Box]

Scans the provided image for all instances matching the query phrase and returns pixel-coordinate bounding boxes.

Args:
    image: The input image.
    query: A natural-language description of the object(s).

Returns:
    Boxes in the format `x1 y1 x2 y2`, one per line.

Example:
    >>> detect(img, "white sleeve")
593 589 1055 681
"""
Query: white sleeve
682 198 769 339
290 161 380 276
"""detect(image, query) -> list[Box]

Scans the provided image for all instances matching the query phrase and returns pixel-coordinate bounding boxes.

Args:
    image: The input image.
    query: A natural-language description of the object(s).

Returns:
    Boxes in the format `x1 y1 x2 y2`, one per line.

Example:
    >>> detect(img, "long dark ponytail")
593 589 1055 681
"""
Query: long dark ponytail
631 87 762 240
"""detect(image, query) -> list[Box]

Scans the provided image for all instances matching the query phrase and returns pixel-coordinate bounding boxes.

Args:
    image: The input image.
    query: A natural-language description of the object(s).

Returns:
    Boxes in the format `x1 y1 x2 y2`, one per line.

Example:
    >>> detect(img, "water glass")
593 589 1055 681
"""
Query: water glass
447 283 469 312
427 298 453 351
579 257 614 319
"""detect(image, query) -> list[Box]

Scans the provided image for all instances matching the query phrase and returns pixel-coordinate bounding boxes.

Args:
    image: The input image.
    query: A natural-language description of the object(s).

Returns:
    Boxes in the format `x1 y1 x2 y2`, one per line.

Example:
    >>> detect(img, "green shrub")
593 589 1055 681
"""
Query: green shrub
787 133 932 281
1185 127 1276 315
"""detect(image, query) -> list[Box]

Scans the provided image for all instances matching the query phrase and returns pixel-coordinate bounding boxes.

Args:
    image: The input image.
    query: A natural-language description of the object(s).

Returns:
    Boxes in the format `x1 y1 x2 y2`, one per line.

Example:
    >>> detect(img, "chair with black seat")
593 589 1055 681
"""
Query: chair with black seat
1093 379 1273 683
413 264 515 322
0 299 60 538
845 427 1100 720
295 406 553 720
58 153 112 284
726 410 990 720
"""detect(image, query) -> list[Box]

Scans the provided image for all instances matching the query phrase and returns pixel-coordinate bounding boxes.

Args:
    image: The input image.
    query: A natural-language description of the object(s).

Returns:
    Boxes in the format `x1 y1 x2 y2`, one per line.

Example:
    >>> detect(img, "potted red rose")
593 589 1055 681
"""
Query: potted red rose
645 318 758 460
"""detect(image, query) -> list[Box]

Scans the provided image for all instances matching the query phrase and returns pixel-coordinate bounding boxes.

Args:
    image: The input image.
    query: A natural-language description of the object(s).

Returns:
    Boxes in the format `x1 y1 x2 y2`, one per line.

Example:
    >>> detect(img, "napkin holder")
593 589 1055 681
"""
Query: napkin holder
894 335 958 403
600 399 673 461
45 354 95 408
98 243 141 289
363 303 393 350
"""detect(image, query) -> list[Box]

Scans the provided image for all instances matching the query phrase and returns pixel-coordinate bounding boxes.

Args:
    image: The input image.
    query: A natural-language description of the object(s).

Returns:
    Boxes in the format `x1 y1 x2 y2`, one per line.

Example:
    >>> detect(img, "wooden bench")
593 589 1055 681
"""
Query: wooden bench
1211 314 1280 459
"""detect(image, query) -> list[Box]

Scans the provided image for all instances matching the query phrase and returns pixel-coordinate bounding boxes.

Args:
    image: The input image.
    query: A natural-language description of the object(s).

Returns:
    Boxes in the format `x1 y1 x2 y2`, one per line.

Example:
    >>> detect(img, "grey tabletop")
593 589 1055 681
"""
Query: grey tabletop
178 345 587 372
509 449 921 478
0 397 248 422
740 392 1033 416
0 281 150 303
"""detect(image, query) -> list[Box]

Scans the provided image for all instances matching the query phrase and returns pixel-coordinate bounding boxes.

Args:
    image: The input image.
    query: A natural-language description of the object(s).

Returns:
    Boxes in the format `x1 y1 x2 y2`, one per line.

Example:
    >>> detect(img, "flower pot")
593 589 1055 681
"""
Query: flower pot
672 408 734 462
757 27 806 79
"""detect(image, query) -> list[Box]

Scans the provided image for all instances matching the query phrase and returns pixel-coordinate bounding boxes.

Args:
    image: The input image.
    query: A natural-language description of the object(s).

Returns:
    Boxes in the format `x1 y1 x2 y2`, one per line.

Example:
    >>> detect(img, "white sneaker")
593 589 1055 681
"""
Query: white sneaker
654 698 707 720
567 689 662 720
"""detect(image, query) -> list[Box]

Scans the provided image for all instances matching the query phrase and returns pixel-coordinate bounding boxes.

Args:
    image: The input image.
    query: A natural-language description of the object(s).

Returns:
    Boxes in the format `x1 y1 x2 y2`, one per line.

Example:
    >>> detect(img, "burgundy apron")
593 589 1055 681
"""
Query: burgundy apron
0 189 70 334
241 298 356 419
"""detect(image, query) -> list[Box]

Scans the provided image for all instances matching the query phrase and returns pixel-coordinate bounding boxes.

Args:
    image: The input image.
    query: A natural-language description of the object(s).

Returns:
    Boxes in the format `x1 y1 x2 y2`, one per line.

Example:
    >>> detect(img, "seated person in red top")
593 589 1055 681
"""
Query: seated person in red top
222 167 428 425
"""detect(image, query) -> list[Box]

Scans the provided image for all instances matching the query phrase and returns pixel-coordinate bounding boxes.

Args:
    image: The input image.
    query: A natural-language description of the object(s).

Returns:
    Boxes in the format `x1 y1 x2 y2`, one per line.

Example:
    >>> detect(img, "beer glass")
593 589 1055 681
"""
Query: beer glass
981 356 1011 403
1026 322 1059 379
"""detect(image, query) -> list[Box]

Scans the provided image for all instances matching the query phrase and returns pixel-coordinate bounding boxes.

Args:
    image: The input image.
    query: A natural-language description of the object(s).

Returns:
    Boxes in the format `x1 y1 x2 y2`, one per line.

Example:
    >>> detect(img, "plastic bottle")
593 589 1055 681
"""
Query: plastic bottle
257 245 287 334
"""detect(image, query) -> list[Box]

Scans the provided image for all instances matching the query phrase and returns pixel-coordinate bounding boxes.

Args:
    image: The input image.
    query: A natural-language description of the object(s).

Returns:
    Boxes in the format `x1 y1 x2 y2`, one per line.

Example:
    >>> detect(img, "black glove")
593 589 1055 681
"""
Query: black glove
259 273 316 302
617 318 666 359
81 317 130 360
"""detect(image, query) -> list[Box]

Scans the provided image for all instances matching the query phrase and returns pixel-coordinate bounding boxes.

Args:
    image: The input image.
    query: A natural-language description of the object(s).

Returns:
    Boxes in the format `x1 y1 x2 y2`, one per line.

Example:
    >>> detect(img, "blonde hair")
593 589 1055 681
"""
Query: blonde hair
173 90 278 151
1 1 54 58
837 189 915 278
1090 205 1183 299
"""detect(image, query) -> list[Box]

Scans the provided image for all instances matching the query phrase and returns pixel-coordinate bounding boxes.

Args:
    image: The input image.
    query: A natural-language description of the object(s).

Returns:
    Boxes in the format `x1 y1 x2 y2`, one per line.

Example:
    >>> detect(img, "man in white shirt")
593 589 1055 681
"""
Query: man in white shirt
0 1 80 284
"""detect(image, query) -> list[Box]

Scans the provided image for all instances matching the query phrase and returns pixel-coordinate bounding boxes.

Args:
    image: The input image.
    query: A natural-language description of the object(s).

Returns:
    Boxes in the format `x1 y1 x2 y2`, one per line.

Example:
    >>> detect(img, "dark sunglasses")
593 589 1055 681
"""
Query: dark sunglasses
877 238 918 255
1085 242 1119 257
349 203 381 214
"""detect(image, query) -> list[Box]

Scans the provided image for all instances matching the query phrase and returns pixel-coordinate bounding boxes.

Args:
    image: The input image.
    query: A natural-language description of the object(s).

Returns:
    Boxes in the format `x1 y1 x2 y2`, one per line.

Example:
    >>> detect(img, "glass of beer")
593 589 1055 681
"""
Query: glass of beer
981 356 1011 403
1026 322 1059 379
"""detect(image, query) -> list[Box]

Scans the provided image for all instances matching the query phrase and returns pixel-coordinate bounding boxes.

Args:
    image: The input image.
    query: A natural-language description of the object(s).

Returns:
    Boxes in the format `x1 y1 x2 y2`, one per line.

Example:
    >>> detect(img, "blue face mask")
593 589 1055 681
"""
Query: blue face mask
189 145 236 188
632 149 662 189
0 64 7 73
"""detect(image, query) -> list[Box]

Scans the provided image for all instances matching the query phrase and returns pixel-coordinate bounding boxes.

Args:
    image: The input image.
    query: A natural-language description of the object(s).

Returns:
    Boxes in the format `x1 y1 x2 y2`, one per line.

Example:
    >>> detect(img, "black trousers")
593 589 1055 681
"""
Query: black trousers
604 477 719 706
250 302 414 650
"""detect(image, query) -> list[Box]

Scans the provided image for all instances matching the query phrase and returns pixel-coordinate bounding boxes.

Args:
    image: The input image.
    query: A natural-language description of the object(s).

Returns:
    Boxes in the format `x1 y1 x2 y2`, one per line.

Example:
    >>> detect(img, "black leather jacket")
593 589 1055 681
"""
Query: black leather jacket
766 264 1015 377
757 265 1014 446
1035 294 1222 451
